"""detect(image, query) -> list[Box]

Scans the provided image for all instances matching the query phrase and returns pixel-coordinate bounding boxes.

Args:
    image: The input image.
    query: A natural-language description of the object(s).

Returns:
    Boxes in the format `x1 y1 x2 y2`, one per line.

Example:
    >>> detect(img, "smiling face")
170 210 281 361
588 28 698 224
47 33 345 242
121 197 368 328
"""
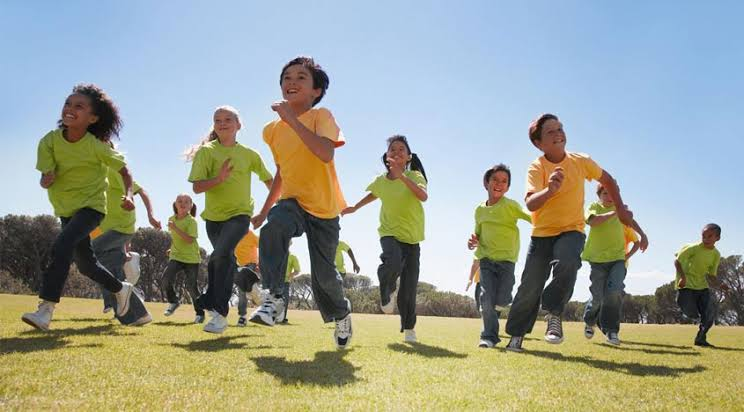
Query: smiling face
174 194 193 217
213 109 241 142
281 64 321 109
535 119 567 160
701 227 720 248
61 93 98 132
386 140 411 165
485 170 510 202
598 188 613 206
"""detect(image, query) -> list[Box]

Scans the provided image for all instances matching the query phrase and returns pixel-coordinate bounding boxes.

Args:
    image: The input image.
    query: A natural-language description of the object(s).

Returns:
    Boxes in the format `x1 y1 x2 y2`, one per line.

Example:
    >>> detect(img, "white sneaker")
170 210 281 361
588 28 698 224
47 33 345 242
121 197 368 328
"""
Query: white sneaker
131 312 152 326
404 329 417 343
380 288 397 314
21 301 55 331
194 314 205 324
584 323 595 339
249 291 283 326
478 339 495 348
164 302 180 316
114 282 134 317
102 306 113 314
607 332 621 346
203 312 228 333
544 313 564 344
334 314 353 349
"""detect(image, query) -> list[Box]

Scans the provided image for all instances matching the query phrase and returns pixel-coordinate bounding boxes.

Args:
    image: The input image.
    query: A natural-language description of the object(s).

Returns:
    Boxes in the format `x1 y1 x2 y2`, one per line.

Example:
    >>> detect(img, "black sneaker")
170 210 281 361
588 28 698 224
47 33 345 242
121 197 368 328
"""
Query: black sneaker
505 336 524 352
694 339 715 347
237 316 247 327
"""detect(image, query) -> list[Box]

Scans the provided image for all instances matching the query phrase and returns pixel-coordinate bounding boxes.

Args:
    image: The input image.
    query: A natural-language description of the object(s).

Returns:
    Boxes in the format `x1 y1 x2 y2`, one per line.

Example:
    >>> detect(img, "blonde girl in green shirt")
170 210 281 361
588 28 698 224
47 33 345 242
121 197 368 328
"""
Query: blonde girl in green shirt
162 194 204 323
343 135 428 343
186 106 273 334
23 84 144 330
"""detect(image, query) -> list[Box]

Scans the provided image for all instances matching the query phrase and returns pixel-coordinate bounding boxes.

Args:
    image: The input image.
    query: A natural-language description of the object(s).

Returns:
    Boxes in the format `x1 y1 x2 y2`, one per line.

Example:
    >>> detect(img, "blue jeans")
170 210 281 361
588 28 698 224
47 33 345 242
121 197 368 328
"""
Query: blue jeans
259 199 348 323
479 259 516 343
92 230 133 309
378 236 420 331
583 260 626 334
40 208 123 303
505 231 585 337
677 288 717 340
197 215 250 317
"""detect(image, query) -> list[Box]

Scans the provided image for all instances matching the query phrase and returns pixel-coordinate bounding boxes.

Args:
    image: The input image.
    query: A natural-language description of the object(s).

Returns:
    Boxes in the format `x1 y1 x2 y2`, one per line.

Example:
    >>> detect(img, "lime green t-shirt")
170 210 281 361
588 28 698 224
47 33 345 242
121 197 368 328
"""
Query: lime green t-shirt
335 240 350 273
474 197 531 263
675 243 721 290
285 253 301 282
366 170 427 244
581 202 626 263
99 167 142 234
36 129 127 218
188 140 272 222
168 214 201 264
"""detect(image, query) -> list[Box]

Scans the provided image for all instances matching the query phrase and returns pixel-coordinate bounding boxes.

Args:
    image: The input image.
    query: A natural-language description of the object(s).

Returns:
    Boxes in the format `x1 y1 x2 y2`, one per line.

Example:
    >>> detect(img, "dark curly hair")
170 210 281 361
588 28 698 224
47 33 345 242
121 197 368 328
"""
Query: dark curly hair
280 56 329 107
58 83 122 142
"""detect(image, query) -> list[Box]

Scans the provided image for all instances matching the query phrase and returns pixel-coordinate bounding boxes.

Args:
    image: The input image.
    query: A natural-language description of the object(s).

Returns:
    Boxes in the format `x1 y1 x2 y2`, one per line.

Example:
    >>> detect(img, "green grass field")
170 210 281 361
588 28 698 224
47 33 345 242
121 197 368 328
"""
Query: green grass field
1 294 743 411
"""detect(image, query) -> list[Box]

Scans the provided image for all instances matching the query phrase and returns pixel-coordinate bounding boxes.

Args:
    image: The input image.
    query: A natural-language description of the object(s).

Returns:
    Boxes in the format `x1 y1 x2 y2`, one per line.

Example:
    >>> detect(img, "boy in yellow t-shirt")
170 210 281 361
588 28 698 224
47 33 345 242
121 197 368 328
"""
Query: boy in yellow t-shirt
234 230 261 327
505 113 636 352
581 184 647 346
249 56 352 349
675 223 728 347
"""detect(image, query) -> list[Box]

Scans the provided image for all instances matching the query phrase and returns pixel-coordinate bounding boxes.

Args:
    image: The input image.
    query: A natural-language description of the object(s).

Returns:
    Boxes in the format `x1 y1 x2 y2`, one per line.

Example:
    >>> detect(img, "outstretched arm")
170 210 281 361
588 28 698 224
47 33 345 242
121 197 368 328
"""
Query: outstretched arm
597 170 632 226
136 188 162 229
347 248 361 273
118 166 135 211
341 193 378 215
252 168 283 229
466 259 479 291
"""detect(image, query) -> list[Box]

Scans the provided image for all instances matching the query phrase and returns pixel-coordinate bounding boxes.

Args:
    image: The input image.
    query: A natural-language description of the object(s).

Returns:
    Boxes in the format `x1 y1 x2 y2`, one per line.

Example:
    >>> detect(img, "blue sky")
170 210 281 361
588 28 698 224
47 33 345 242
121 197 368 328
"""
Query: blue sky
1 1 742 301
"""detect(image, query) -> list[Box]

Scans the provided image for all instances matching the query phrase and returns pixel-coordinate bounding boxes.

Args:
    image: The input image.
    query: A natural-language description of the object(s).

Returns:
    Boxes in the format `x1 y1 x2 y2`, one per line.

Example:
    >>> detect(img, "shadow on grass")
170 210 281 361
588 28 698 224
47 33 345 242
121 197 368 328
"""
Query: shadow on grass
55 317 114 323
151 321 197 327
701 345 744 352
521 349 706 377
622 340 692 350
598 344 700 356
387 342 468 359
170 334 260 352
2 324 122 355
252 350 360 387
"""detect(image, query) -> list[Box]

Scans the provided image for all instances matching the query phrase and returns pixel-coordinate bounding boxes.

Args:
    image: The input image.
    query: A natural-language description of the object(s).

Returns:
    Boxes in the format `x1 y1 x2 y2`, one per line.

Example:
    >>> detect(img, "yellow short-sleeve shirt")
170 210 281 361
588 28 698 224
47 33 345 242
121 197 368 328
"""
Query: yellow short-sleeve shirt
526 152 602 237
263 108 347 219
235 231 259 266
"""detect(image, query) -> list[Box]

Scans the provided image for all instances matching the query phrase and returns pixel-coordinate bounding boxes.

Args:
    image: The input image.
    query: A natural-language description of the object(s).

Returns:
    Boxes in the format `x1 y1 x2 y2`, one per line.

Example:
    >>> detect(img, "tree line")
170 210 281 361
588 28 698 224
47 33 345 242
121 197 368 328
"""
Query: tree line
1 214 742 324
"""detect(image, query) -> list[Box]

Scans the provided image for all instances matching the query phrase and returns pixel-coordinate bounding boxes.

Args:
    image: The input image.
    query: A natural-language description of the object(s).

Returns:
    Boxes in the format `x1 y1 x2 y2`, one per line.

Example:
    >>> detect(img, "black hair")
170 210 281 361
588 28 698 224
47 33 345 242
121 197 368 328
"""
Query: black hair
381 135 427 182
58 83 122 142
528 113 559 148
280 56 329 107
703 223 722 237
483 163 511 187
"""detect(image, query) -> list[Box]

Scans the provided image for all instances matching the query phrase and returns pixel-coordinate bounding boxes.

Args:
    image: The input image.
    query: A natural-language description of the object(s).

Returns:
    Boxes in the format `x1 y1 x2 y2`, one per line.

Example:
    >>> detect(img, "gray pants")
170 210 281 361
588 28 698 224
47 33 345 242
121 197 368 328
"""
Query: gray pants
378 236 420 332
677 288 717 341
162 260 203 316
91 230 133 309
583 260 626 334
479 259 516 343
259 199 348 323
506 231 585 337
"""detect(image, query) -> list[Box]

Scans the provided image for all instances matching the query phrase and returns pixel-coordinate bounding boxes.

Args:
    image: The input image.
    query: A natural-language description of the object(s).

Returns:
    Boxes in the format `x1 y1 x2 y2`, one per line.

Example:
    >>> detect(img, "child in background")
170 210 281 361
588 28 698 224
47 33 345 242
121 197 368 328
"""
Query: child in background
161 194 204 323
466 258 481 314
505 113 634 352
581 183 648 345
343 135 428 343
467 164 531 348
93 167 160 314
234 230 261 327
250 56 353 349
675 223 728 347
187 105 273 333
336 240 361 277
281 247 301 324
23 84 141 329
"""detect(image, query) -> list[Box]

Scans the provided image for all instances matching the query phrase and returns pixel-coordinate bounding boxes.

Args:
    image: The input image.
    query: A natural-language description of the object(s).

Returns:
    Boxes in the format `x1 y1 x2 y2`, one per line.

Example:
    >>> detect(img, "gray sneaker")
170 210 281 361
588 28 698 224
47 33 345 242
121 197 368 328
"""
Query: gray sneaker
505 336 524 352
544 313 564 344
584 323 595 339
606 331 621 346
164 302 180 317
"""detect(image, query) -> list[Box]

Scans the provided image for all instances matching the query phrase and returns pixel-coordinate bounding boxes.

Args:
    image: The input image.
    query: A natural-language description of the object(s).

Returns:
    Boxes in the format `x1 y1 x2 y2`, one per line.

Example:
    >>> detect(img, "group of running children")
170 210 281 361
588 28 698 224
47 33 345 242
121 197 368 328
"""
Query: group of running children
21 56 729 351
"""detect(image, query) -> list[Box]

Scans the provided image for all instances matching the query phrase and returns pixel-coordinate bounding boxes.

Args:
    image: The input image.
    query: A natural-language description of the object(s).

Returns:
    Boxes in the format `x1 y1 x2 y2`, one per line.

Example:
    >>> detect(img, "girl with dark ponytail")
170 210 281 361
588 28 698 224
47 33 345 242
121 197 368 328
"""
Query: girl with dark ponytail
342 135 427 343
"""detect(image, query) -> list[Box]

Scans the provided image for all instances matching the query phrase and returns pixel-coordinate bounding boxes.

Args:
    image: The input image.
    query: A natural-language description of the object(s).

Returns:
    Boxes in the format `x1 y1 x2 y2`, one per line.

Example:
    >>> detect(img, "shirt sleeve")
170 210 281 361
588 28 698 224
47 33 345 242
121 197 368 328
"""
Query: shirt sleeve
188 147 211 182
585 202 600 222
709 253 721 278
578 153 603 181
407 171 427 190
366 176 381 196
525 160 545 196
675 244 692 260
36 132 57 174
512 201 532 223
315 108 344 148
623 226 639 243
251 150 273 182
96 140 127 172
132 180 143 194
473 207 481 237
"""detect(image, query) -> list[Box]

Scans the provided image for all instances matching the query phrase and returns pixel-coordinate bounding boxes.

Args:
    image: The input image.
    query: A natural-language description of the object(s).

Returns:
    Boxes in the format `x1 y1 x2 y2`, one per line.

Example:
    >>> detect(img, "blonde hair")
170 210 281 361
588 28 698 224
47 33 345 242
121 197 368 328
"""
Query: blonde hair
184 105 241 161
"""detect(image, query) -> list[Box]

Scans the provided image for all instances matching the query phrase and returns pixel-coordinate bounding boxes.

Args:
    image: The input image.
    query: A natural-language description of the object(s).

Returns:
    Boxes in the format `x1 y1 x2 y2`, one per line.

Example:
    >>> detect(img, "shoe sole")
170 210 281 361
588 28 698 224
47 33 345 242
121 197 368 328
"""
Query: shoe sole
203 326 226 334
249 314 275 326
505 347 523 353
545 335 564 344
606 340 620 346
115 285 133 317
131 314 152 326
22 315 49 331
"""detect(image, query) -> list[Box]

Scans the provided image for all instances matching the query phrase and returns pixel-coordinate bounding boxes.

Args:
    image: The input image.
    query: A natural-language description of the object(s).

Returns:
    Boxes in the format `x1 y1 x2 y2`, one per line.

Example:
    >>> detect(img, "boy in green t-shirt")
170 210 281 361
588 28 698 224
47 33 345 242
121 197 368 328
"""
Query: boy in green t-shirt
675 223 728 347
582 183 648 346
467 164 531 348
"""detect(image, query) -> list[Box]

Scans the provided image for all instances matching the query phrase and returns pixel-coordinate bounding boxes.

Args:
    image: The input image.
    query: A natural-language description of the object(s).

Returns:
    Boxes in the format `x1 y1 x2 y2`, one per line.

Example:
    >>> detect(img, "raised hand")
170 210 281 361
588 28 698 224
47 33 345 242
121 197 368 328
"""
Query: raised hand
40 172 55 188
271 100 297 124
467 234 479 250
547 167 564 194
218 158 233 182
121 196 135 211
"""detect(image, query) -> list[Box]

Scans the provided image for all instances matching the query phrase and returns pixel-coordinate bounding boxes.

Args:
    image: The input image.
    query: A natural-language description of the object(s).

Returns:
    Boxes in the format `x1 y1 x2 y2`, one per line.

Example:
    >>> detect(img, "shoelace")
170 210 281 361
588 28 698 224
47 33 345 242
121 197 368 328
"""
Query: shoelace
337 317 351 335
548 316 562 336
